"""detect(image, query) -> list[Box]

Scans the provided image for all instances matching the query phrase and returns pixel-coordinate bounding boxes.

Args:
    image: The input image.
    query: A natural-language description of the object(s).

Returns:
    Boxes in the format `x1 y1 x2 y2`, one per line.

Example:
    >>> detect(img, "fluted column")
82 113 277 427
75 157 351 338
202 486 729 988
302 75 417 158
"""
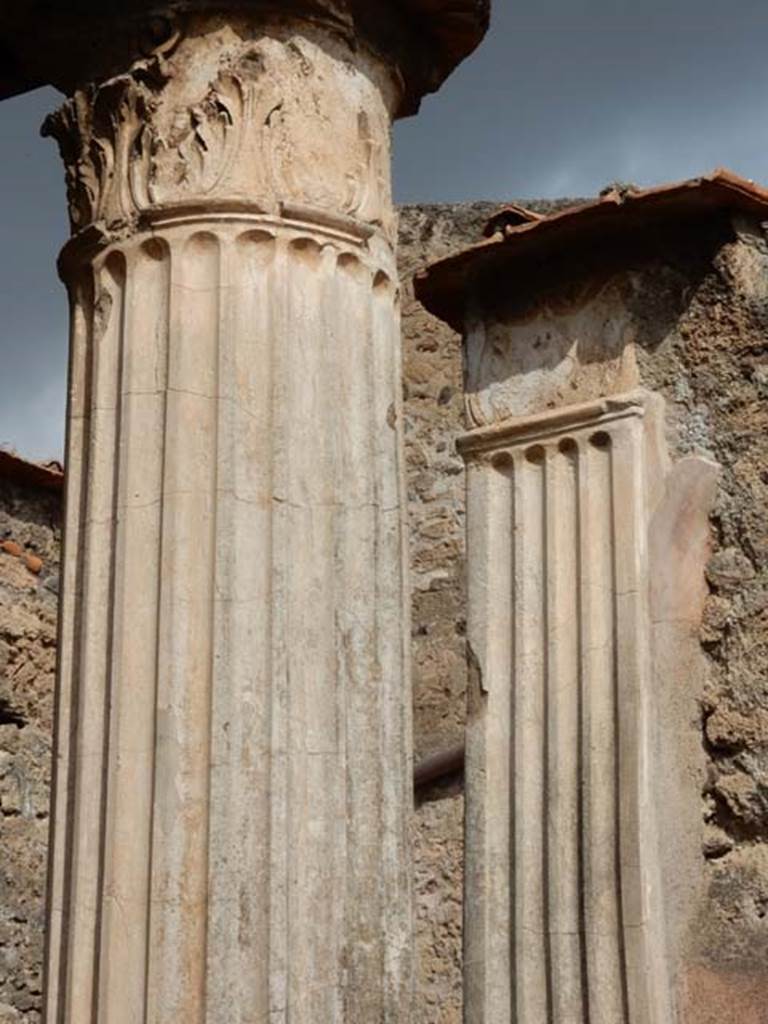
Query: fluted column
462 394 672 1024
42 12 412 1022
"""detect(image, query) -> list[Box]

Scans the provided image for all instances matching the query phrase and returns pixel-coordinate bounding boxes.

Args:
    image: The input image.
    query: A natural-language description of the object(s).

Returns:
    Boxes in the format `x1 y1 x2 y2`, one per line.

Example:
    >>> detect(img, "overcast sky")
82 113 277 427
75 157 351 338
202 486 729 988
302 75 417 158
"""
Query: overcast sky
3 0 768 460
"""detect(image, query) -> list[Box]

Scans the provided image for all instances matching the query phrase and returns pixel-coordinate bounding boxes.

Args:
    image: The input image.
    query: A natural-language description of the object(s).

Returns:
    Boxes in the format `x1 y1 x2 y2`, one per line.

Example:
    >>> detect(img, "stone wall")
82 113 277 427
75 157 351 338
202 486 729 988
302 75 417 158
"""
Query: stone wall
0 474 59 1023
632 218 768 1020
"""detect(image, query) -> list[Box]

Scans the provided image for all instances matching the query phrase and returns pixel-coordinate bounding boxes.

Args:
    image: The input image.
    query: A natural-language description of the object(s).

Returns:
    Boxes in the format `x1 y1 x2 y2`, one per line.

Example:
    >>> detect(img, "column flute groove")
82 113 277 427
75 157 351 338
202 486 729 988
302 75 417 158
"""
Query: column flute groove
541 447 554 1024
608 433 632 1024
144 239 173 1024
95 250 130 1024
464 456 513 1023
69 255 126 1022
268 233 289 1023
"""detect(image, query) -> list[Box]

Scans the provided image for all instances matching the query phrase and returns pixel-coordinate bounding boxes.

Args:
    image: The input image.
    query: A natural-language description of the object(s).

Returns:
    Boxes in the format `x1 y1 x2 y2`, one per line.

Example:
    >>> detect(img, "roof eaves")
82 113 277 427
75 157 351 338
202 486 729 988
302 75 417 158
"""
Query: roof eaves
415 169 768 332
0 450 64 492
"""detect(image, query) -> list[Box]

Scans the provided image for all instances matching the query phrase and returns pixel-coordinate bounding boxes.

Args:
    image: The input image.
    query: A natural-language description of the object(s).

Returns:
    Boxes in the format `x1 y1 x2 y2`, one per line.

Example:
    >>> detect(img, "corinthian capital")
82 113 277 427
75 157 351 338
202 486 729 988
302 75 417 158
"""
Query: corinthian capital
4 2 489 238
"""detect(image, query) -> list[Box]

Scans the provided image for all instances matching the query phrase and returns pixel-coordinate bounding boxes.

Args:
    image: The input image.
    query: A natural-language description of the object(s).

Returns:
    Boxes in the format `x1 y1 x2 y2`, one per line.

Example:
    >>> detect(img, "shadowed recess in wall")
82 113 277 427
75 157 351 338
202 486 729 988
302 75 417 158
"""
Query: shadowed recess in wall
0 696 25 728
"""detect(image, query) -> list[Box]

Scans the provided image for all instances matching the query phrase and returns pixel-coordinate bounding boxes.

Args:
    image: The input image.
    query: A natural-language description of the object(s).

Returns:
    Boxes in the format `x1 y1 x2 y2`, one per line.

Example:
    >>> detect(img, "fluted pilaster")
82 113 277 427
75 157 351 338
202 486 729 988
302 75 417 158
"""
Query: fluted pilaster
463 394 672 1024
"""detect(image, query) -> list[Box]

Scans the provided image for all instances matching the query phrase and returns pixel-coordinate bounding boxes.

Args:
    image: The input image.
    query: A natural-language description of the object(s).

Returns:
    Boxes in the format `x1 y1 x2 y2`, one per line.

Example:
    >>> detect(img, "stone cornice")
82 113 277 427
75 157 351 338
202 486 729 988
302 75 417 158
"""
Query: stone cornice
458 391 649 458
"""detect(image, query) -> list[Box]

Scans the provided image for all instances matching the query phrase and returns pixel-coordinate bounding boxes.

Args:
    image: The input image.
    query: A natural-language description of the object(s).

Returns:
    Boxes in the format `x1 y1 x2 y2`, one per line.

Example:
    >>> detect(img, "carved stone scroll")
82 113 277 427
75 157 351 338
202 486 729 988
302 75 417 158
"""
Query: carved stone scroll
462 393 673 1024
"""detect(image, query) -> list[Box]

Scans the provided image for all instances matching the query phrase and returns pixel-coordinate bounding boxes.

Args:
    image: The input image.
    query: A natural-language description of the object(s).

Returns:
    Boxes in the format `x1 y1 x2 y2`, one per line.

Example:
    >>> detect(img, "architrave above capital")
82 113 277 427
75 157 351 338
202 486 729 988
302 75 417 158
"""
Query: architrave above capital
0 0 490 115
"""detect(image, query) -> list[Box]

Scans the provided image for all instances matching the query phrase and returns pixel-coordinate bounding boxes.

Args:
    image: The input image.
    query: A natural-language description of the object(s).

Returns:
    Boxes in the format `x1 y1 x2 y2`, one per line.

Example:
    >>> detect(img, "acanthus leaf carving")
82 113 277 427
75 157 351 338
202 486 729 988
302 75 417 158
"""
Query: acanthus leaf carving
43 72 158 230
148 72 247 203
44 28 395 239
44 68 251 230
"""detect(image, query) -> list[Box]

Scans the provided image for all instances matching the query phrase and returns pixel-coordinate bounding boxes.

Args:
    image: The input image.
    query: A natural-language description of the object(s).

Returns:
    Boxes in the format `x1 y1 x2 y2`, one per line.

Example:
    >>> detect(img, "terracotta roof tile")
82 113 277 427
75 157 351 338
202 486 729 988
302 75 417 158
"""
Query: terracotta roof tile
482 203 544 237
415 169 768 331
0 450 64 492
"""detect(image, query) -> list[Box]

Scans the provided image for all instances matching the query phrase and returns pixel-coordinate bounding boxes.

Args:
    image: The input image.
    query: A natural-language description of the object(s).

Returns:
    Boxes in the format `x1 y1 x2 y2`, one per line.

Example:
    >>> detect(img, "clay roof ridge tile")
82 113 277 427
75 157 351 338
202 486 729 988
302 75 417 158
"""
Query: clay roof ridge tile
482 203 544 238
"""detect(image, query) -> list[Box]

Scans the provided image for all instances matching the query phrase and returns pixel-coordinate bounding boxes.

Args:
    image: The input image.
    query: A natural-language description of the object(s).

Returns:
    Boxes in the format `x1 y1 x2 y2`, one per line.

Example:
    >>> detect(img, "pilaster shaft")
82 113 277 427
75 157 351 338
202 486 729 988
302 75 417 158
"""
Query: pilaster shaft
462 395 672 1024
44 14 411 1023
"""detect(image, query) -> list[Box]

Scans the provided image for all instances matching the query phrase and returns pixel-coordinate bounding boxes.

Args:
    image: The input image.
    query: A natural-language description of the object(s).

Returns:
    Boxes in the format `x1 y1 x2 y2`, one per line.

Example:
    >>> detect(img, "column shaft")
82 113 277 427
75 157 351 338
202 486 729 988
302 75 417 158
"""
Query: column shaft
43 14 412 1022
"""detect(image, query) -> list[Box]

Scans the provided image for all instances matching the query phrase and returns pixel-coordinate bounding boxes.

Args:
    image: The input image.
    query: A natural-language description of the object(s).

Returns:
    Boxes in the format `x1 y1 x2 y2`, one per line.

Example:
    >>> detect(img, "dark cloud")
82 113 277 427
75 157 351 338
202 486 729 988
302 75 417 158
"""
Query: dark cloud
4 1 768 457
0 87 67 460
395 0 768 200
